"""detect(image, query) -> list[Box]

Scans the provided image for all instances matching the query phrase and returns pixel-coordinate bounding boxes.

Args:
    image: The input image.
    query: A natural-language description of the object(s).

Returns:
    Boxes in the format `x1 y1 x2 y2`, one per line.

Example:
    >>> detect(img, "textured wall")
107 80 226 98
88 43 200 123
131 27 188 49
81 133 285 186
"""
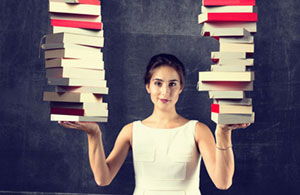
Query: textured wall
0 0 299 194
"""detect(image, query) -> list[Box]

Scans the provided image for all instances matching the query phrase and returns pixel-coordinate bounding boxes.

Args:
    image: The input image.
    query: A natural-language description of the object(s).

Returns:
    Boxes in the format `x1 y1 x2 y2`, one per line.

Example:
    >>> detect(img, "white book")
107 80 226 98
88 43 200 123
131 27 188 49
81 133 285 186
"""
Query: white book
211 112 255 124
199 71 254 82
202 22 257 33
212 104 252 114
52 26 104 37
43 91 103 103
197 82 253 91
42 43 100 51
220 43 254 53
201 6 257 13
47 77 107 87
202 27 250 37
211 52 248 59
56 86 109 94
45 58 104 69
49 0 100 16
44 48 103 60
217 58 254 66
209 91 245 99
46 32 104 48
51 114 108 122
46 67 105 80
213 98 252 106
211 65 248 72
219 35 254 44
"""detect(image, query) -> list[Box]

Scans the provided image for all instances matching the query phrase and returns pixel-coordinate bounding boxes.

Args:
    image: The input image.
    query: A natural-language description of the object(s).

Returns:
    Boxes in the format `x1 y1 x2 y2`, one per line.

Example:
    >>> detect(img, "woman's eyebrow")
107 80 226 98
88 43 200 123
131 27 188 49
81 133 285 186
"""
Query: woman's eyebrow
152 78 179 82
169 79 179 82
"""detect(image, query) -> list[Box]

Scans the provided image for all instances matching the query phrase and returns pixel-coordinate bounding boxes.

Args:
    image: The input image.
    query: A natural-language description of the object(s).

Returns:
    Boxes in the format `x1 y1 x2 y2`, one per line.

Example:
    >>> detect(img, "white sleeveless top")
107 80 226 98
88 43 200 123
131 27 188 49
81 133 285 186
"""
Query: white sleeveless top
132 120 201 195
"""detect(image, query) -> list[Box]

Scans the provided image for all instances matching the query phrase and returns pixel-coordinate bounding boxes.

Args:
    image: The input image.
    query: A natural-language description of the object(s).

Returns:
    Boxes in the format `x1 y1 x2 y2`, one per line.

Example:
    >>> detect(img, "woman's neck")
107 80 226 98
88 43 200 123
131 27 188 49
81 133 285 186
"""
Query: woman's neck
143 106 185 128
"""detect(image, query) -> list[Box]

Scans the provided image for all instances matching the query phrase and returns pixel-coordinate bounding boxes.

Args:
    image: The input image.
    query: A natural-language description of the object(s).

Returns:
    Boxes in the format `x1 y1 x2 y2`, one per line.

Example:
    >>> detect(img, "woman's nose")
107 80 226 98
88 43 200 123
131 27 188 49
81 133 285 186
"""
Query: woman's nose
161 84 169 96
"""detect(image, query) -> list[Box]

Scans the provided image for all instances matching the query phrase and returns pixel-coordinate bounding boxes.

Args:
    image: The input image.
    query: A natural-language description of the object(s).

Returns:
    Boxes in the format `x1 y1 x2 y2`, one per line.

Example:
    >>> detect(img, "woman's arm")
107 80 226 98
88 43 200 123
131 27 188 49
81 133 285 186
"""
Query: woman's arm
59 121 132 186
195 122 249 190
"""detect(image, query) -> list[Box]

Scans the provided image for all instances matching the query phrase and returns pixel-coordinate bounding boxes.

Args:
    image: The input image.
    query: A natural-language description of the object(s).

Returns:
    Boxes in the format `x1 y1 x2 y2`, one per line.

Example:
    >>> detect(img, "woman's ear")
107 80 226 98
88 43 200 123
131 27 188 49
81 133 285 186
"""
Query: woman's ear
146 83 150 94
179 84 184 94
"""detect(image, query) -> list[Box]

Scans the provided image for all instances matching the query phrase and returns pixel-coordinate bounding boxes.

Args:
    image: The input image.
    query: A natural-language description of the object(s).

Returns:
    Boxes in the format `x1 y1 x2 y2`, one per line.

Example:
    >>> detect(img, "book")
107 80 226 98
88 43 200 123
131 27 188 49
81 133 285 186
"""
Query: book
50 114 108 122
45 58 104 69
211 104 252 114
49 0 100 16
51 26 104 37
50 101 107 109
44 91 103 103
213 98 252 106
51 19 102 30
211 64 248 72
46 67 105 80
51 107 84 116
209 91 245 99
202 22 257 33
42 43 100 51
202 27 251 37
197 81 253 91
211 51 249 60
199 71 254 82
64 0 100 5
201 5 257 13
47 77 107 87
45 32 104 47
216 58 254 66
219 35 254 44
220 43 254 53
56 86 109 94
198 13 258 23
44 48 103 59
211 112 255 124
50 13 102 23
51 107 108 116
202 0 256 6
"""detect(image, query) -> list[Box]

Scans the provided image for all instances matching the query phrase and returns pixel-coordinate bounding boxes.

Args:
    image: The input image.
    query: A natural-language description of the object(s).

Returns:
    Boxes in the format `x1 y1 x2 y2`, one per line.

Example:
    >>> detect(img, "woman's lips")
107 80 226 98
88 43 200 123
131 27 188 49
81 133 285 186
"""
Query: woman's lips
160 99 169 103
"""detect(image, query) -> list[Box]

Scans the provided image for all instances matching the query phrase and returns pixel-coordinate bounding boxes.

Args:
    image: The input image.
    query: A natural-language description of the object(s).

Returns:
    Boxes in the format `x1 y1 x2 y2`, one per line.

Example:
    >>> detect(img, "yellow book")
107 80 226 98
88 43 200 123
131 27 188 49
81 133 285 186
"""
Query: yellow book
199 71 254 82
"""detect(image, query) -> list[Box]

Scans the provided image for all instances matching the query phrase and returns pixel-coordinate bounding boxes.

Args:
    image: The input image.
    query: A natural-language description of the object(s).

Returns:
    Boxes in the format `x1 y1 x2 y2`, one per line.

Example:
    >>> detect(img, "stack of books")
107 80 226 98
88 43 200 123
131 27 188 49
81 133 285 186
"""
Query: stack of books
42 0 108 122
197 0 257 124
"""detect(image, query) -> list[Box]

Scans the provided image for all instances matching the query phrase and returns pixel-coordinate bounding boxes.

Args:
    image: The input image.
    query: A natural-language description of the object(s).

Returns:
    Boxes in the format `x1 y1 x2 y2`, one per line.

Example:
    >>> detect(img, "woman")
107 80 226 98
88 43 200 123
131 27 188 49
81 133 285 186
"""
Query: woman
59 54 250 195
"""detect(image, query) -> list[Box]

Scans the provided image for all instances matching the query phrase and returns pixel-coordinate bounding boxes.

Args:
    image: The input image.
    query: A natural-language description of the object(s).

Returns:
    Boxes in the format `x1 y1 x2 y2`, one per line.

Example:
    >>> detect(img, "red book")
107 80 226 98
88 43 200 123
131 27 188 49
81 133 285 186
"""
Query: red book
203 0 255 6
199 13 257 23
51 107 84 116
211 104 220 113
65 0 101 5
51 19 102 30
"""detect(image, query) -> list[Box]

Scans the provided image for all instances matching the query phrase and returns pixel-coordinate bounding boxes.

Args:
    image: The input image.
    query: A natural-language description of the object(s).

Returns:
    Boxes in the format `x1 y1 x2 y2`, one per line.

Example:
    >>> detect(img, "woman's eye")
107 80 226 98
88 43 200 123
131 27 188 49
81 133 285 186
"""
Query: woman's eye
154 82 162 86
169 82 176 87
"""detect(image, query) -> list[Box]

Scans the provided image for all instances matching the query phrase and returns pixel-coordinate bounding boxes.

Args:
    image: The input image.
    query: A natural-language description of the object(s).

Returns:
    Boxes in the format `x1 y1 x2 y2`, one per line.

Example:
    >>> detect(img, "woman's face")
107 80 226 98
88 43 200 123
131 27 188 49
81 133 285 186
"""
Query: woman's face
146 66 183 110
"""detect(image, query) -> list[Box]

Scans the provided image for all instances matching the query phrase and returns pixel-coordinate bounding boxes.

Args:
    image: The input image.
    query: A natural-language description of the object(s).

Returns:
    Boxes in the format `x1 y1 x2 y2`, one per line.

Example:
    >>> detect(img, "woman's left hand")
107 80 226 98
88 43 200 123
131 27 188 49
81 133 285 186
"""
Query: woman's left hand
216 123 251 133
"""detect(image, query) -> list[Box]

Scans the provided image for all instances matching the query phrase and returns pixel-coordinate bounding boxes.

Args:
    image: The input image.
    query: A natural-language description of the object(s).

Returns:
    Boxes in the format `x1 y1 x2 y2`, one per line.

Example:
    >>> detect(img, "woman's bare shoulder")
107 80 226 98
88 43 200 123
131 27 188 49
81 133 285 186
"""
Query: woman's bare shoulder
119 122 134 146
195 121 213 142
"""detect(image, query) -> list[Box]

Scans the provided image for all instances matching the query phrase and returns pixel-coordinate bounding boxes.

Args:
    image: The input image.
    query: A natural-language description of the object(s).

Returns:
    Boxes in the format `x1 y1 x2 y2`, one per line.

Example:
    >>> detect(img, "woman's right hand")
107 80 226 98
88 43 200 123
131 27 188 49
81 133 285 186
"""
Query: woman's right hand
58 121 100 135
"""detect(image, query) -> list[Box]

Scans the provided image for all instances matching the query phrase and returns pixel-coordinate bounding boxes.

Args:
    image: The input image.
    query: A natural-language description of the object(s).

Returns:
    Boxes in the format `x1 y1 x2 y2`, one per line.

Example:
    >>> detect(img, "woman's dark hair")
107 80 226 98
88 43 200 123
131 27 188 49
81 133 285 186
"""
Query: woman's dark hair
144 54 185 87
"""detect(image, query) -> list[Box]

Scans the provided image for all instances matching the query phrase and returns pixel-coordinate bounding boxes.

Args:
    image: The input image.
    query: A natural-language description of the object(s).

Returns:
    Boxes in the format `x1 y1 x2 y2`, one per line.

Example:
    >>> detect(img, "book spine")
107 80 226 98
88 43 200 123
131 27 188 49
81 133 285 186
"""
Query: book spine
78 0 101 5
211 104 220 113
203 0 255 6
51 107 84 116
51 19 102 30
64 0 101 5
207 13 257 22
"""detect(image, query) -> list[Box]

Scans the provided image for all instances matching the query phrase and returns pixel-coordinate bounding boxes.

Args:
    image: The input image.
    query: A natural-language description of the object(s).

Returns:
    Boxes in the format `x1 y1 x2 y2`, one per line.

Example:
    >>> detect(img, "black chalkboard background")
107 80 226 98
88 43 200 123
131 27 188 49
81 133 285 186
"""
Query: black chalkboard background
0 0 299 194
